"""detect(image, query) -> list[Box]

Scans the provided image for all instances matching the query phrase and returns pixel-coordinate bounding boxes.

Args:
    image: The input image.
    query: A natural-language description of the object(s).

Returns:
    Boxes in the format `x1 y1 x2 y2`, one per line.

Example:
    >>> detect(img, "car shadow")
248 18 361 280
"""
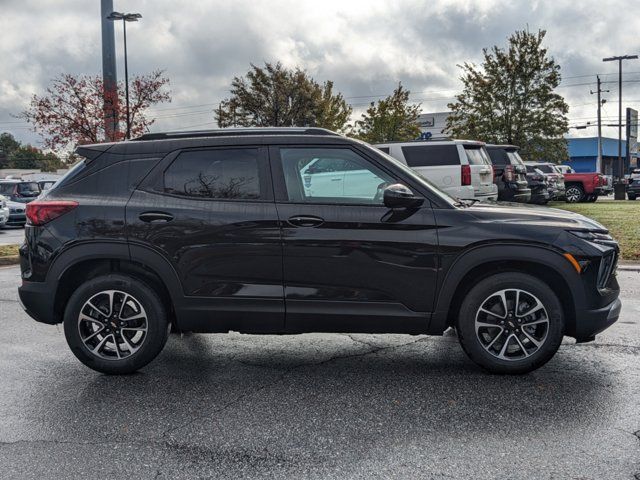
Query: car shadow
22 332 617 450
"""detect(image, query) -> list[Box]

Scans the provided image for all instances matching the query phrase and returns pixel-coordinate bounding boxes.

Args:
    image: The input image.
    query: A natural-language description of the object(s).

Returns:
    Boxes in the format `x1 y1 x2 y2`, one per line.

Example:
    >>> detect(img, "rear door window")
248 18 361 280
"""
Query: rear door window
401 145 459 167
163 148 263 200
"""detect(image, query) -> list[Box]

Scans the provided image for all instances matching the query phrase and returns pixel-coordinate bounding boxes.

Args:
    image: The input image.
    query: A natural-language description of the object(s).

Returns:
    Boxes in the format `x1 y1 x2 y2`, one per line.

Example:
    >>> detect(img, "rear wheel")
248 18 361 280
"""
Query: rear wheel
628 192 637 200
456 272 564 374
565 184 584 203
585 194 597 202
63 274 169 374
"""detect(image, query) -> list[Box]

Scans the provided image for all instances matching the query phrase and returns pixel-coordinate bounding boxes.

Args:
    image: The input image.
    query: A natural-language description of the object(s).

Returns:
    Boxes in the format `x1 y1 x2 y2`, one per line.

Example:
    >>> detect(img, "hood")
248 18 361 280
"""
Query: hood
466 202 607 232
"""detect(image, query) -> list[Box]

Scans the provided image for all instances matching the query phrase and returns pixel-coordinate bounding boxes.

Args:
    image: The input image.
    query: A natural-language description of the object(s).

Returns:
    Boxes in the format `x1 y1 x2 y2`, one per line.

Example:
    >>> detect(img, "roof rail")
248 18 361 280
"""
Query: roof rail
134 127 341 141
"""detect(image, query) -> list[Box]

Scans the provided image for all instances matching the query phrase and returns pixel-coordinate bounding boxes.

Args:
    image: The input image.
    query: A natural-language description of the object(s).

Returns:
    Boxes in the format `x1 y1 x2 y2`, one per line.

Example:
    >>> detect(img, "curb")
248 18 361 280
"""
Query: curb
0 255 20 266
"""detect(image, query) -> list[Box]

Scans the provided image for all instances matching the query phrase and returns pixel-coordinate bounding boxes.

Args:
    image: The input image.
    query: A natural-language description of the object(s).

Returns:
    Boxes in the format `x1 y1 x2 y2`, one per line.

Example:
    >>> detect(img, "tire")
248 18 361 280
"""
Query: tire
585 194 597 203
456 272 564 374
63 274 169 374
628 192 637 201
565 184 584 203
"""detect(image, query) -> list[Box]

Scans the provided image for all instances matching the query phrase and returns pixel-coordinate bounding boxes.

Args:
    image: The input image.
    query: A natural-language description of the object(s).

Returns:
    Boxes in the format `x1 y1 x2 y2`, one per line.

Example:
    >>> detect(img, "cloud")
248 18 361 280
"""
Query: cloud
1 0 639 146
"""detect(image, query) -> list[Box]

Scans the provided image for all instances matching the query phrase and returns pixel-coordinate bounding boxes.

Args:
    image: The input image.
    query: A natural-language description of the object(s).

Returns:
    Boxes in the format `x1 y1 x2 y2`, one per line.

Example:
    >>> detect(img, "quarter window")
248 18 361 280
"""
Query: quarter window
163 149 261 200
279 148 395 205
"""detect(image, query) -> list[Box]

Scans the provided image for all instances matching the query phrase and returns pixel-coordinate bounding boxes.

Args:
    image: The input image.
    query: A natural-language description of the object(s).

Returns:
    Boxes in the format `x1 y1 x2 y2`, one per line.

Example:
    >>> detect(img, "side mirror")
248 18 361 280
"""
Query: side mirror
383 183 424 209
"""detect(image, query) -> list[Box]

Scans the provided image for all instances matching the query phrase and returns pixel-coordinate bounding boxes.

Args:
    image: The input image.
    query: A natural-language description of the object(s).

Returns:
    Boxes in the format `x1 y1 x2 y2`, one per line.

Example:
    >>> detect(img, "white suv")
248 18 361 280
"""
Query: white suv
374 140 498 202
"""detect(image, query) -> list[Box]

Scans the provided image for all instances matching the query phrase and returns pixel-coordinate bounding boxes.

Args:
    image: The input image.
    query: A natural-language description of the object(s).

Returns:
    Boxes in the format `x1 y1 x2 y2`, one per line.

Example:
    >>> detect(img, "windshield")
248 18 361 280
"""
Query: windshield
361 143 458 206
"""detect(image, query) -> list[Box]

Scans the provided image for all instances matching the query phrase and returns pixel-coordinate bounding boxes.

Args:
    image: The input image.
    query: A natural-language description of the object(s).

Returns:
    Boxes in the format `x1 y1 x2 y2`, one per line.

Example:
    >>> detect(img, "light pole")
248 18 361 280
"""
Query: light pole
107 11 142 140
603 54 638 198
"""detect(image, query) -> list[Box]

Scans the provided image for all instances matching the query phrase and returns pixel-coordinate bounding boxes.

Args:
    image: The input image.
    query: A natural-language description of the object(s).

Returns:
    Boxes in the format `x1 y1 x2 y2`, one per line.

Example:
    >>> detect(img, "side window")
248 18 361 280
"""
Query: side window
163 148 262 200
377 147 390 154
401 145 459 167
487 149 507 165
279 148 395 205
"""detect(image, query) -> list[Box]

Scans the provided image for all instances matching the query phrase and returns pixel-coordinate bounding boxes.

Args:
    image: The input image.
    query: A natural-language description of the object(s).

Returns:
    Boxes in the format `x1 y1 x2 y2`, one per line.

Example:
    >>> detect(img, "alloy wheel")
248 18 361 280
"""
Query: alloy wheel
565 186 582 203
77 290 148 360
474 288 549 361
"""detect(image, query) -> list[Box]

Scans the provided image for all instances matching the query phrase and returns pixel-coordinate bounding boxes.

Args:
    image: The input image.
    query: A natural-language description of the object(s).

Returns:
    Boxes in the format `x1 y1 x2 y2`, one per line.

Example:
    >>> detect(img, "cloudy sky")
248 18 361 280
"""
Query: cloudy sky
1 0 639 148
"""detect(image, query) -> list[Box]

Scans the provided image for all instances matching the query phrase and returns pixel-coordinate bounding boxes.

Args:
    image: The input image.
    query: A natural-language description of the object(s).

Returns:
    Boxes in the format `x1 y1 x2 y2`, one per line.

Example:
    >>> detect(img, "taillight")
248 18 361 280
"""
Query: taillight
504 165 515 182
461 165 471 186
594 174 601 186
26 200 78 226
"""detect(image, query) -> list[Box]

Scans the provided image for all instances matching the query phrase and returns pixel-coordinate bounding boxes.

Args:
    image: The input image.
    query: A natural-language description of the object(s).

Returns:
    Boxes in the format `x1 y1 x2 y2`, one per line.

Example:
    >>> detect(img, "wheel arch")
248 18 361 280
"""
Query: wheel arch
429 244 584 337
48 241 183 325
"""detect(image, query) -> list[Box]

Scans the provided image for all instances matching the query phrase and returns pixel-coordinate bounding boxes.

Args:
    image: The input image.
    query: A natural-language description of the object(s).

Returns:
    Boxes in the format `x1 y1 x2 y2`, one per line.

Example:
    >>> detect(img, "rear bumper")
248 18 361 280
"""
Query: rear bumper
574 297 621 342
18 279 57 325
499 185 531 202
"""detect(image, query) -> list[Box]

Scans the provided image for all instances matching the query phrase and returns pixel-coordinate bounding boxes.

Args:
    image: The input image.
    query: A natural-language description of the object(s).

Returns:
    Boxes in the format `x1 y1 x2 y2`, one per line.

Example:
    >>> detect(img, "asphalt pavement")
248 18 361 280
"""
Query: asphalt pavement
0 265 638 479
0 226 24 246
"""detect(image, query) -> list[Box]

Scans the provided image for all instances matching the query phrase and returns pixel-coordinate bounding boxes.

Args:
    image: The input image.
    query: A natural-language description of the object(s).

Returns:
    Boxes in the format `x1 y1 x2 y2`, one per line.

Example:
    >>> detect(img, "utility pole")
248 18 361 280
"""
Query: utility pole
603 54 638 198
101 0 118 141
590 76 609 174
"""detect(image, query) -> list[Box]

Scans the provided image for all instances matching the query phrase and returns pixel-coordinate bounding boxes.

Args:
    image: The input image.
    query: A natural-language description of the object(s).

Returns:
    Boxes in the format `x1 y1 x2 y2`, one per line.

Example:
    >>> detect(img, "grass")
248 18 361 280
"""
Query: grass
549 200 640 261
0 244 19 257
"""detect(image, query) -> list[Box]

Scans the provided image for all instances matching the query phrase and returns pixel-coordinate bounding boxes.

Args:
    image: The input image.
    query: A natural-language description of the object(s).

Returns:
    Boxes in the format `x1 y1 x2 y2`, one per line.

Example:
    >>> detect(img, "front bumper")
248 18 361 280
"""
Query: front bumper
574 297 621 342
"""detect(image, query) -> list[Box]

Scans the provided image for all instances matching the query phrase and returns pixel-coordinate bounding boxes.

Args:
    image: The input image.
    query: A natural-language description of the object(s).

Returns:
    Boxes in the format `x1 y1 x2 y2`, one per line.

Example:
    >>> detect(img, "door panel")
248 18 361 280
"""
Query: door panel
126 146 284 332
271 145 439 333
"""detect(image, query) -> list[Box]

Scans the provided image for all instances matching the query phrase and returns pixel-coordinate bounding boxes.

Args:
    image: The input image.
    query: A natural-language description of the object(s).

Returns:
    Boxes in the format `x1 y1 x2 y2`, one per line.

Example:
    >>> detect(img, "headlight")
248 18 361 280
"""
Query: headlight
568 230 614 244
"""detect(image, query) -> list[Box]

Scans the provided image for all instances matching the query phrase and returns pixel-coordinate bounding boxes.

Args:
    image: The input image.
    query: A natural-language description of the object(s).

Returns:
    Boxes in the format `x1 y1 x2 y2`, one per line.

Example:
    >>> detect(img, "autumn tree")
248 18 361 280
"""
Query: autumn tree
7 145 65 171
445 29 569 163
22 71 171 151
351 83 421 143
216 62 352 131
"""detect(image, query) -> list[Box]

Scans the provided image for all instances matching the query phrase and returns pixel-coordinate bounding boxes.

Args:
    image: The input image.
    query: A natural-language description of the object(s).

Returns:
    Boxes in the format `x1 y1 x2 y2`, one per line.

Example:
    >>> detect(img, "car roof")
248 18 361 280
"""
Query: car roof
485 144 519 151
374 139 485 147
77 128 355 158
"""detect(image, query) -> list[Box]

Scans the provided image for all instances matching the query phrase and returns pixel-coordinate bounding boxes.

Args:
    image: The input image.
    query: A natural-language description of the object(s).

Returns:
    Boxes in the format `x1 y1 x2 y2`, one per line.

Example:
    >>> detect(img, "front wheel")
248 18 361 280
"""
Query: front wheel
628 192 637 201
63 274 169 374
456 272 564 374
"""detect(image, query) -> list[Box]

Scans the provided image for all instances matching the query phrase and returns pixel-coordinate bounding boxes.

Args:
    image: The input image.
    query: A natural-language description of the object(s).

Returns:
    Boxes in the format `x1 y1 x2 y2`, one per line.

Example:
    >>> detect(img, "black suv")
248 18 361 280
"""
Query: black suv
18 128 621 375
485 145 531 202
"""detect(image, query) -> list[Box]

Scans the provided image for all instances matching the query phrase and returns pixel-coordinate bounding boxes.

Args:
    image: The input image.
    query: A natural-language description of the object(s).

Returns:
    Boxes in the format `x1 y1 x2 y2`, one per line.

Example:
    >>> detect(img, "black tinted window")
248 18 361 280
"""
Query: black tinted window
0 184 15 195
533 164 553 173
401 145 459 167
164 149 261 200
377 147 390 154
487 149 508 165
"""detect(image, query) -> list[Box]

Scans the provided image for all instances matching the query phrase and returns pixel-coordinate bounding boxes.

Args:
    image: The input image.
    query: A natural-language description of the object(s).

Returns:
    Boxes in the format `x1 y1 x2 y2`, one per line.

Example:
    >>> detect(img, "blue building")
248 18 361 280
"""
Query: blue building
566 137 637 174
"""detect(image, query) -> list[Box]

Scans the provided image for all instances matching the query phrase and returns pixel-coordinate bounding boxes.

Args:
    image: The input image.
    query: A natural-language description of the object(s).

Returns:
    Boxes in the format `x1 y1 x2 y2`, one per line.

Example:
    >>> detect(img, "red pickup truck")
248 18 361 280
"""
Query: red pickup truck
557 166 610 203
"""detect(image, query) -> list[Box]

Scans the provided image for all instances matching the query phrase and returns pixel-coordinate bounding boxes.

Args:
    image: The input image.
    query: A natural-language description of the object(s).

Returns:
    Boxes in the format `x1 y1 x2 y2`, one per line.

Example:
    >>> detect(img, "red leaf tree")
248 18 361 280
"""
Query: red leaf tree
22 70 171 151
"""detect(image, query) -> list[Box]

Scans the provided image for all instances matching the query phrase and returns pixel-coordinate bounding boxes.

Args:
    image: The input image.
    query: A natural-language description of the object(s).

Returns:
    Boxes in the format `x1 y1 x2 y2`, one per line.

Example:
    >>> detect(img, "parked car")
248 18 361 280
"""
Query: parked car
559 166 612 200
525 165 551 204
6 199 27 227
524 163 566 200
0 180 41 204
374 140 498 202
0 195 9 228
485 145 531 202
19 128 621 376
627 177 640 200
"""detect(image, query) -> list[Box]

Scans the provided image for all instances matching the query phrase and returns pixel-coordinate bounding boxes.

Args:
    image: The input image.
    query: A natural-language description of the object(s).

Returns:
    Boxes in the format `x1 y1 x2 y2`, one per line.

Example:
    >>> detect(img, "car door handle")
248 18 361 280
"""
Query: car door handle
139 211 174 223
331 178 342 181
287 215 324 228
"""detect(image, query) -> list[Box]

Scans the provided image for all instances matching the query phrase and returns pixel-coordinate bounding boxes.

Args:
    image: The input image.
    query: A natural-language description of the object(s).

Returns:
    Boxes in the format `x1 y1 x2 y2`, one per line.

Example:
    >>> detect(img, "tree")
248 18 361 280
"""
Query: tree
445 29 569 163
350 83 421 143
22 71 171 151
0 133 21 168
6 145 65 172
216 62 352 131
